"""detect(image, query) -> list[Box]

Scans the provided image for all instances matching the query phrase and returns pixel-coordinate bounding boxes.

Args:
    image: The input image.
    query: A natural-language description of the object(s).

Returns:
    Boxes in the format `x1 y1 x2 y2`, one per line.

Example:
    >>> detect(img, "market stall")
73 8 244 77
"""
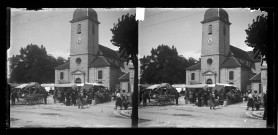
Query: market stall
151 83 177 106
20 82 46 105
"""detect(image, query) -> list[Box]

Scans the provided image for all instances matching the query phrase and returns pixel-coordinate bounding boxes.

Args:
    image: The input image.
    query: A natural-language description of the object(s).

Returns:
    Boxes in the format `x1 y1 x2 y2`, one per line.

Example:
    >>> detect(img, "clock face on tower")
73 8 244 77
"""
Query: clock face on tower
208 38 212 45
77 38 81 44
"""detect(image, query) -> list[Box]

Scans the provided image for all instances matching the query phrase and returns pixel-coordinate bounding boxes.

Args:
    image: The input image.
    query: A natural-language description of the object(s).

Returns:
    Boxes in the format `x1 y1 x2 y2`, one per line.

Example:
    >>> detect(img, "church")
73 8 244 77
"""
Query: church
186 8 265 92
54 8 132 92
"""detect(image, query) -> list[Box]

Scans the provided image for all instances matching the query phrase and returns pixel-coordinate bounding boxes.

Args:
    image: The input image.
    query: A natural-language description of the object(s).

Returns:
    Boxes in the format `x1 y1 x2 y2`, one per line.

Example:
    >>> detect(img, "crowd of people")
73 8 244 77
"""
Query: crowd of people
114 90 131 110
53 86 111 109
246 90 264 111
183 88 225 109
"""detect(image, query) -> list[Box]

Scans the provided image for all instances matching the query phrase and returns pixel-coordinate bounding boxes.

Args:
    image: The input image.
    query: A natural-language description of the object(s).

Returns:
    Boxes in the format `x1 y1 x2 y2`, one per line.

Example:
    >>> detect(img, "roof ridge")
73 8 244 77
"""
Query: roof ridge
186 62 201 70
250 72 261 81
232 56 242 66
101 56 111 66
119 72 129 80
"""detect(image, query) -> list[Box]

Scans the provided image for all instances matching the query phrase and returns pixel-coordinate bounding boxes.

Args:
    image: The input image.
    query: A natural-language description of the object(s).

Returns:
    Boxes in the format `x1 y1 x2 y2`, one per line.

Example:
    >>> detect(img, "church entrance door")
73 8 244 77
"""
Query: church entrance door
206 79 213 84
75 78 81 83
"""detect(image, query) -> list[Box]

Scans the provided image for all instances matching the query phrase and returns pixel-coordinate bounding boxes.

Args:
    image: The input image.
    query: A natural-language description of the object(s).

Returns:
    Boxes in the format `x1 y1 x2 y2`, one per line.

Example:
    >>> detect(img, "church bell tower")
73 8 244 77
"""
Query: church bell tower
69 8 100 83
200 8 231 84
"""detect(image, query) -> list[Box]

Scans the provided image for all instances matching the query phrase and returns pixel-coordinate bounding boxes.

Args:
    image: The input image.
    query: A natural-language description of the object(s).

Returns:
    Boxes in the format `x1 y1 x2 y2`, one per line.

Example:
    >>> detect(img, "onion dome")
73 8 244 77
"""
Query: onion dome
201 8 231 25
70 8 100 24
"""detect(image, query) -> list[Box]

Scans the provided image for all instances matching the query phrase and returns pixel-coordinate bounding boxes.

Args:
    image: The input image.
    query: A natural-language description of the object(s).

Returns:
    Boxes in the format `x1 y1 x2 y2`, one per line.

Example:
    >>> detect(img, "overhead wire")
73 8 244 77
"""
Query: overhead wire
12 11 73 27
145 9 174 18
141 12 203 29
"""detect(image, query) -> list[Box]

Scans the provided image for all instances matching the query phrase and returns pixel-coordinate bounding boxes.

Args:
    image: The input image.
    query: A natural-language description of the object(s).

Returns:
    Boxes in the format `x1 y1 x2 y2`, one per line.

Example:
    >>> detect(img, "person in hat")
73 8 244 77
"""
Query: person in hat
43 90 48 104
246 91 254 111
76 90 84 109
175 91 179 105
115 90 122 109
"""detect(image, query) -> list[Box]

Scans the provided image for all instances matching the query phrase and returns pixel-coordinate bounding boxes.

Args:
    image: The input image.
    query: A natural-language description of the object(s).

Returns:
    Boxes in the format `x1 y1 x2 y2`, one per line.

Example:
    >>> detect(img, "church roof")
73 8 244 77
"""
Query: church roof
89 56 119 68
230 45 254 62
186 62 201 70
70 8 99 24
119 72 130 81
220 56 251 69
247 51 261 62
250 72 261 82
54 62 70 70
99 45 123 61
201 8 231 25
220 57 242 68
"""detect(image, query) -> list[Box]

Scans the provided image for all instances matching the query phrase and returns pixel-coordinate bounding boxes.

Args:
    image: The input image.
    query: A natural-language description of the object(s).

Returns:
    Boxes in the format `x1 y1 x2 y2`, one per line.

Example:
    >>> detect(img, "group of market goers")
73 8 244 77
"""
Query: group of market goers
139 86 266 110
53 86 111 109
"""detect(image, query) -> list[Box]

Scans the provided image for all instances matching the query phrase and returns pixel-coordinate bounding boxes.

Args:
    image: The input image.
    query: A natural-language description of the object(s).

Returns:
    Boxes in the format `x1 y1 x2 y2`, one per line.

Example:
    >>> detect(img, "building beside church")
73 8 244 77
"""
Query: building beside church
54 8 133 91
186 8 266 92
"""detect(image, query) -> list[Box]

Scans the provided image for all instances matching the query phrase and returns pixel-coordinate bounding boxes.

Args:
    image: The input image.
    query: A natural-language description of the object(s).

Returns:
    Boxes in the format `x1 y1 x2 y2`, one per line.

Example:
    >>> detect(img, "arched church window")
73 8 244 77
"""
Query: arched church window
98 70 103 79
77 24 81 34
208 25 212 35
229 71 234 80
191 73 195 80
60 72 64 80
76 58 81 65
207 58 213 65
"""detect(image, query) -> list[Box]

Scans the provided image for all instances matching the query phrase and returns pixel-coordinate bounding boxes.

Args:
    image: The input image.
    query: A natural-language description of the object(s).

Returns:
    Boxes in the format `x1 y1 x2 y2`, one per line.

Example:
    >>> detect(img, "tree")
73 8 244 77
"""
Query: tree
245 9 274 128
140 44 197 84
9 44 66 83
245 14 268 65
110 13 138 127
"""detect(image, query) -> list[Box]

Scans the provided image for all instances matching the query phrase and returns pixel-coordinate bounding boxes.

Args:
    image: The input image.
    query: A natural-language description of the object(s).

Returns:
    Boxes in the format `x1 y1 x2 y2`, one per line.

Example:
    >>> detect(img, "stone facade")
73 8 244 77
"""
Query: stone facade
54 8 127 91
186 70 201 84
55 69 70 84
261 66 267 93
219 68 240 88
185 8 257 91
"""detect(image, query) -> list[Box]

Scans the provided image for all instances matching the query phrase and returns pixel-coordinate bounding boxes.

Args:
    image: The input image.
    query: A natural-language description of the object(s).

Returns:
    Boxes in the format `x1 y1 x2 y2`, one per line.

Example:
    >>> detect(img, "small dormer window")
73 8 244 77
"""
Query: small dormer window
77 24 81 34
208 25 212 35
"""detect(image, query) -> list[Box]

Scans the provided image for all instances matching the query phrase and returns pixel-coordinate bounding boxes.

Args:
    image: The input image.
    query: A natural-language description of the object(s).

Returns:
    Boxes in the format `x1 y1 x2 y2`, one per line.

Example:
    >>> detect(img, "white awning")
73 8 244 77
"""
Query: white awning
184 84 208 88
85 83 104 86
172 84 186 88
146 84 160 90
41 83 55 87
54 83 77 87
215 83 235 87
15 84 29 89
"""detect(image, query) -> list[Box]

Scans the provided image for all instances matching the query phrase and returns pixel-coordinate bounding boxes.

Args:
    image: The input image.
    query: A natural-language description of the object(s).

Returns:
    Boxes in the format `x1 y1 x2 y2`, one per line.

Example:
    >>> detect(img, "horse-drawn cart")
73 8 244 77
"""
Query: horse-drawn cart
145 83 177 106
22 94 44 105
18 82 46 105
153 95 175 106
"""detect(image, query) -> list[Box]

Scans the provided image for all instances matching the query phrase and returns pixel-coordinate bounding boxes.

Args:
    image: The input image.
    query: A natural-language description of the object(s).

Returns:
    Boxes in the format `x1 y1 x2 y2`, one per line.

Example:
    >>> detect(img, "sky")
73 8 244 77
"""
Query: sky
9 8 136 59
139 8 267 60
9 8 267 62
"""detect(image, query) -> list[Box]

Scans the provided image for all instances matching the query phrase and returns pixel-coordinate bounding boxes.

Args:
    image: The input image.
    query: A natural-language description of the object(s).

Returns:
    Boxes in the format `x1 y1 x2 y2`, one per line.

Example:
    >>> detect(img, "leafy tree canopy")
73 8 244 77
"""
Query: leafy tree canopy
9 44 67 83
110 13 138 66
140 44 197 84
245 14 268 65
